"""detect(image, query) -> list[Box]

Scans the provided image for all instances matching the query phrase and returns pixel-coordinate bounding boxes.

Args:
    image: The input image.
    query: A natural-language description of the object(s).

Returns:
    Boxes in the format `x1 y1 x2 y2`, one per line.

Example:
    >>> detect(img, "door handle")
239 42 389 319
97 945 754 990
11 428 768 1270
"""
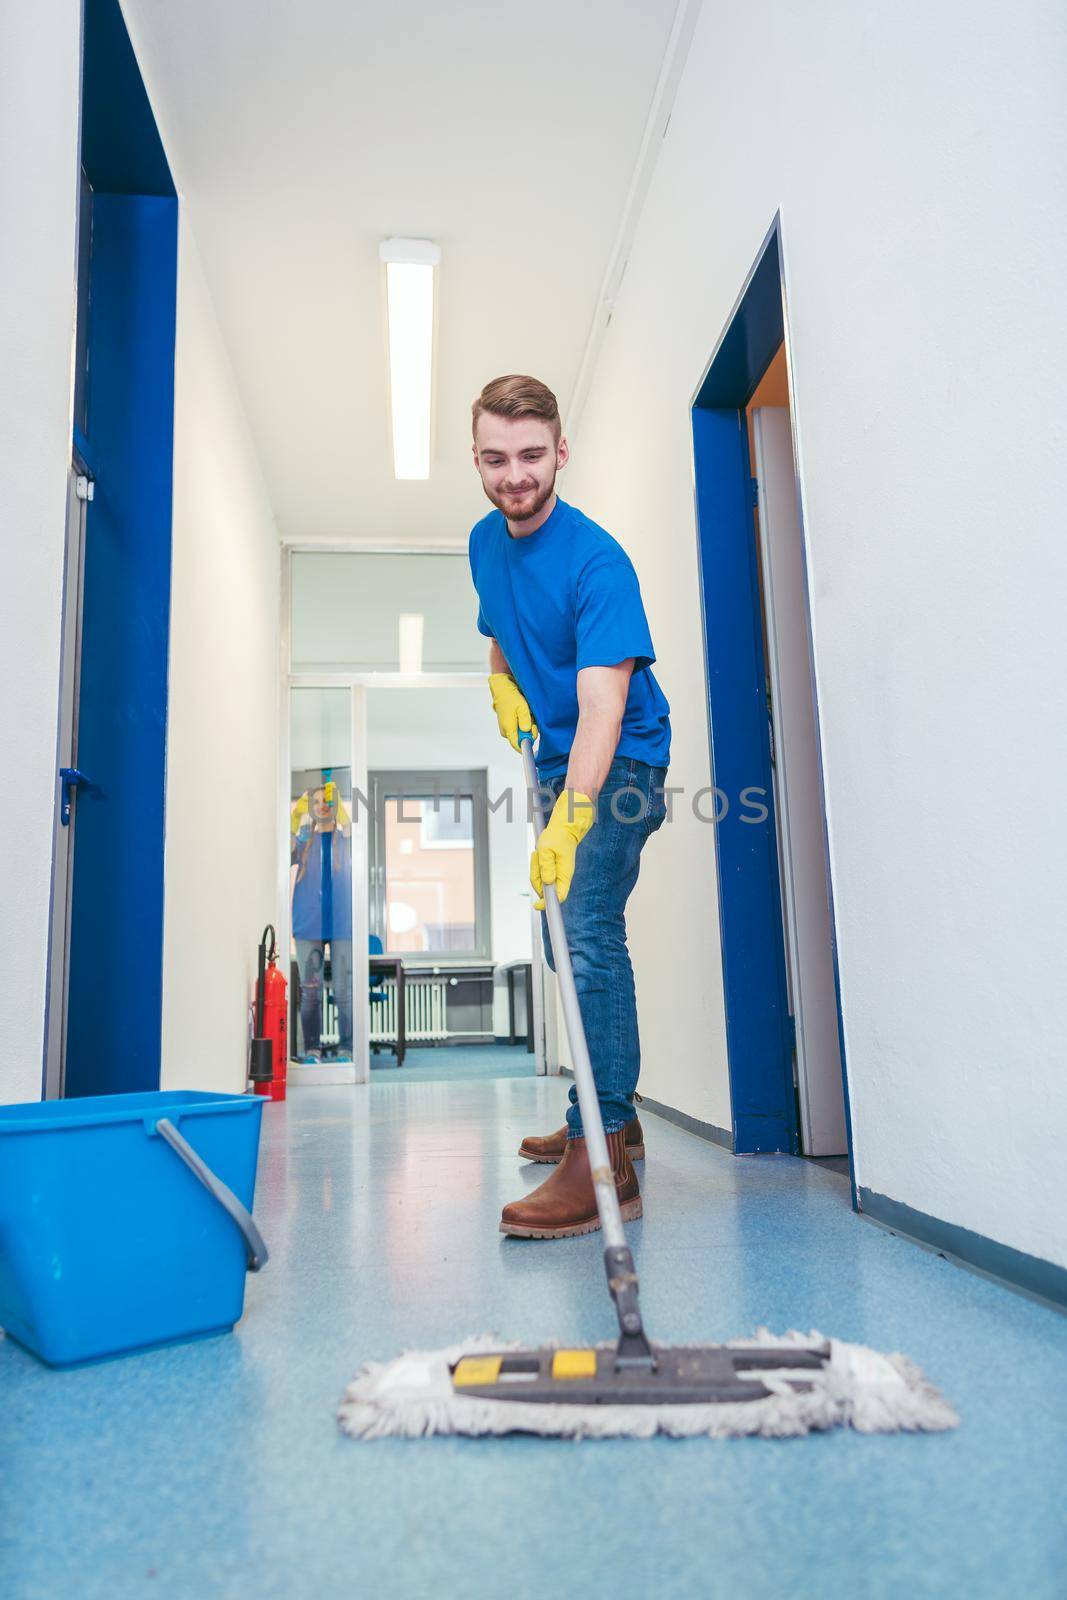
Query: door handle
59 767 89 826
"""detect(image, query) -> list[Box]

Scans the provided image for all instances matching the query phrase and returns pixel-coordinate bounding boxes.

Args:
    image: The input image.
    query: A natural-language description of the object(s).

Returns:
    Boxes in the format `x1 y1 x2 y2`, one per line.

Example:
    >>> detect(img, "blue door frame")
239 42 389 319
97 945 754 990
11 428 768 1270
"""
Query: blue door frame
691 218 853 1167
61 0 178 1097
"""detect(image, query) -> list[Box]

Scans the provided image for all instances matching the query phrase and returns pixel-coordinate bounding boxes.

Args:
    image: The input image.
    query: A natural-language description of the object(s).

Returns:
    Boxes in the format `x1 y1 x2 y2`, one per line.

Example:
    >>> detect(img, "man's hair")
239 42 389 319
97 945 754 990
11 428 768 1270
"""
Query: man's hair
472 374 561 444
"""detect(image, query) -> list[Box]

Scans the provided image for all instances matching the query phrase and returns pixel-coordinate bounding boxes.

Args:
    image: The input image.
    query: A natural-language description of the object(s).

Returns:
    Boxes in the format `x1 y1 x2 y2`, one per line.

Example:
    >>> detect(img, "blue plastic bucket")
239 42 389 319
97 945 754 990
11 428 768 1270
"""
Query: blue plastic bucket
0 1089 267 1367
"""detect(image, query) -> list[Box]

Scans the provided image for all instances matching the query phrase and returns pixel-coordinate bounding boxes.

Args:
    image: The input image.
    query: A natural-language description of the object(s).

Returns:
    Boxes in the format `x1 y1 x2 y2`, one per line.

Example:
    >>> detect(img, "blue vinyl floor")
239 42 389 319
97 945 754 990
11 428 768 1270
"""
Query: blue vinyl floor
3 1049 1066 1599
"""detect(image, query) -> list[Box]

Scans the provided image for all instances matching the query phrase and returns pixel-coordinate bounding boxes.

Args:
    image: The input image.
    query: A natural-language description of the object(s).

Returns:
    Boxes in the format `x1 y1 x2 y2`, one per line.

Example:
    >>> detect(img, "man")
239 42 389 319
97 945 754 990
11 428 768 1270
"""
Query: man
468 374 671 1239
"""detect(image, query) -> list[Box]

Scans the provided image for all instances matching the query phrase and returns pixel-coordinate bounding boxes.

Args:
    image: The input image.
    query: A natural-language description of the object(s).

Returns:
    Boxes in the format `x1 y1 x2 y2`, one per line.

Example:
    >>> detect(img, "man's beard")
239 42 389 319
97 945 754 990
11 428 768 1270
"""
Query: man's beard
484 468 556 524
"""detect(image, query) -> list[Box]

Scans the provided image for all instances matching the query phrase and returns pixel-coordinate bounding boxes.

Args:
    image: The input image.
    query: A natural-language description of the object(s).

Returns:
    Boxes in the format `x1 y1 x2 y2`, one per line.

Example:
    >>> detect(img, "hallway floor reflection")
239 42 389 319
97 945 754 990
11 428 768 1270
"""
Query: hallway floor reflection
370 1042 536 1081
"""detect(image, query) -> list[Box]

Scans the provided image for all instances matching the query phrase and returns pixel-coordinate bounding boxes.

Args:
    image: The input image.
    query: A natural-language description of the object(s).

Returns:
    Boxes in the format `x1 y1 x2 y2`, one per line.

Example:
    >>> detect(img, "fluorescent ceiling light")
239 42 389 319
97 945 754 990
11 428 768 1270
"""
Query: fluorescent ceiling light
398 612 424 674
380 238 440 480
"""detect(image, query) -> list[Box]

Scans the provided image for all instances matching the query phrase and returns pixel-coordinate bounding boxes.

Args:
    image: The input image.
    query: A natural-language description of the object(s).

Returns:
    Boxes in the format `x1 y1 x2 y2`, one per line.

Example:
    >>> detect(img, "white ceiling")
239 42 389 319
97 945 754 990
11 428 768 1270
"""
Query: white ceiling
125 0 681 544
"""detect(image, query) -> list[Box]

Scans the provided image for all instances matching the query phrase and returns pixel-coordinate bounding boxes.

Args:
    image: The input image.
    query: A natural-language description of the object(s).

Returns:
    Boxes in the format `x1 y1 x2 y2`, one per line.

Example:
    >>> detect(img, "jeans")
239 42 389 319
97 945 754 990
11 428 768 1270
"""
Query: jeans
296 938 353 1053
539 758 668 1137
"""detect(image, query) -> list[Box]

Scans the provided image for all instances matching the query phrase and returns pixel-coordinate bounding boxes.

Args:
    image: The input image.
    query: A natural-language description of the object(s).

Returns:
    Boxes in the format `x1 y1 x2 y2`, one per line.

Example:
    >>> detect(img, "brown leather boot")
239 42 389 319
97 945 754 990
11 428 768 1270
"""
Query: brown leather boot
500 1129 641 1239
518 1115 645 1164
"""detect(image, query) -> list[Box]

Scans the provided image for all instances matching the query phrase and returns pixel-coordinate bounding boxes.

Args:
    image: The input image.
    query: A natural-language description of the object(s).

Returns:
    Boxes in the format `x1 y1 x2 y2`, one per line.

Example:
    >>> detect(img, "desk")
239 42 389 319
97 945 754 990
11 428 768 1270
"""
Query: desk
499 961 534 1051
369 955 406 1067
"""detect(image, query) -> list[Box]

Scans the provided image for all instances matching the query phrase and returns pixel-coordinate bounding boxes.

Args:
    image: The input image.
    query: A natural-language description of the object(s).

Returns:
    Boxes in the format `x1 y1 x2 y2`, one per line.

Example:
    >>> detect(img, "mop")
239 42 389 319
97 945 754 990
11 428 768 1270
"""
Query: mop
339 733 958 1441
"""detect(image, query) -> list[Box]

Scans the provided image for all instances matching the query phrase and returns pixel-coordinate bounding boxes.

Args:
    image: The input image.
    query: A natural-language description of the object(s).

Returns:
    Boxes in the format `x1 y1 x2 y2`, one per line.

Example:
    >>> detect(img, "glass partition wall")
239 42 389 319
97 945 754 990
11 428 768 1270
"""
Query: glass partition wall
363 685 533 1058
283 547 534 1082
290 551 484 674
288 688 362 1075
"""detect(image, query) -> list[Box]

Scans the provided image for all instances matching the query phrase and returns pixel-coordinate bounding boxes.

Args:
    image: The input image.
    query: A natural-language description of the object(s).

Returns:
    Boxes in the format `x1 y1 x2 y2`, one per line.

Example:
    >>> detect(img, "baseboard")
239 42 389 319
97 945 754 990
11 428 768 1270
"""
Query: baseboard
558 1069 734 1152
637 1096 734 1152
287 1061 357 1087
858 1186 1067 1313
560 1067 1063 1309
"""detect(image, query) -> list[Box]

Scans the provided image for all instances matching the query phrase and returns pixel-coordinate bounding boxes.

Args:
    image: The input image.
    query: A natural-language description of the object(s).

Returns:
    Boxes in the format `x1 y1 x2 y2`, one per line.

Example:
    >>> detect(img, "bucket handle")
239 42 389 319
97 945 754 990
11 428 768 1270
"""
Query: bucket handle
156 1118 269 1272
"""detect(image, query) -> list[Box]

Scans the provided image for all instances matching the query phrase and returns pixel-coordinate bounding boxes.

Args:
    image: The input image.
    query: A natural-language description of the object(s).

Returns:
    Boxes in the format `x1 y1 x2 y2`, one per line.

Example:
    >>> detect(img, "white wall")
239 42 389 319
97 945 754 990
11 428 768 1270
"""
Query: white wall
158 216 280 1092
0 1 81 1102
568 0 1067 1265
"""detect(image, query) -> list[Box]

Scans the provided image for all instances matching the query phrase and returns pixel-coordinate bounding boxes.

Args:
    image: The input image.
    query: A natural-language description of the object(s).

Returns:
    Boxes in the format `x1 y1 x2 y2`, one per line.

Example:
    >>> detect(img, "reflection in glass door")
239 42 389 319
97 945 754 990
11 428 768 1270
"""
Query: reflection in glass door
289 688 356 1068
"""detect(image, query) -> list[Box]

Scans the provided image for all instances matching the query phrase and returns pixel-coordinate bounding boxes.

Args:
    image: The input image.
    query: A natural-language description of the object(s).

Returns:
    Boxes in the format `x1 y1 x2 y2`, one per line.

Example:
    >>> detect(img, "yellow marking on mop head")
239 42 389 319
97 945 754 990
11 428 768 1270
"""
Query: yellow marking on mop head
453 1355 503 1387
591 1165 612 1185
551 1349 597 1380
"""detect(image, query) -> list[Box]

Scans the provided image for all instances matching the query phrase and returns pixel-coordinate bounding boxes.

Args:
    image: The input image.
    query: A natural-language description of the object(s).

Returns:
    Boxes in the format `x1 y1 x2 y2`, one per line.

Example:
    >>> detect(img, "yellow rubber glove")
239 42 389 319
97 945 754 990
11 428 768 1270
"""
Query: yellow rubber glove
531 790 596 909
488 672 538 751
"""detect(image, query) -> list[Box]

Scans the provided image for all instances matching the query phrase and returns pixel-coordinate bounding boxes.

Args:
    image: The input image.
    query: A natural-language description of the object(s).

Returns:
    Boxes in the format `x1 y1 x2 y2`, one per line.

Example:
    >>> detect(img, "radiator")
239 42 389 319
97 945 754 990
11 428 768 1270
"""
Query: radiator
370 978 448 1043
321 988 340 1047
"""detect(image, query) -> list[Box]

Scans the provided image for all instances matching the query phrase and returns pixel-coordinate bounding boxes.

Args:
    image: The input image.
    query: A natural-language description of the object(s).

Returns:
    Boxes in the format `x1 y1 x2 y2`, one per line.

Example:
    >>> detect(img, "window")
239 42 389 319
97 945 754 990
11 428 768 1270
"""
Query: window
369 770 491 960
419 797 474 850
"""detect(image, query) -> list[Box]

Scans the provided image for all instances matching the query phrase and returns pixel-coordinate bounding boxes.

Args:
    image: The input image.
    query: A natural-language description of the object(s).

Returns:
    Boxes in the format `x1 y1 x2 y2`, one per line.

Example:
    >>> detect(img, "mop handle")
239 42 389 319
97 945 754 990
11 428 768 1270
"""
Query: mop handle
520 733 627 1253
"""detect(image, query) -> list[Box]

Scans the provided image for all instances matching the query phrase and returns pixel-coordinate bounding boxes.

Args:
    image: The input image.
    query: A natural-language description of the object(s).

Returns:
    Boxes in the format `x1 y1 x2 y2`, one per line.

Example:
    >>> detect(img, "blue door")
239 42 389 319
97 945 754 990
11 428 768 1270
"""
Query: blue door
46 0 179 1098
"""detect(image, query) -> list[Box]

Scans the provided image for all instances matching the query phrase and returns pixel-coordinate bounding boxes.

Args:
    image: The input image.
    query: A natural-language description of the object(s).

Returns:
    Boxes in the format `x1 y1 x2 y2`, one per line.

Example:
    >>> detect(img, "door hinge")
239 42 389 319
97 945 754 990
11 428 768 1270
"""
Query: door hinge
750 477 759 507
59 767 89 825
76 475 94 502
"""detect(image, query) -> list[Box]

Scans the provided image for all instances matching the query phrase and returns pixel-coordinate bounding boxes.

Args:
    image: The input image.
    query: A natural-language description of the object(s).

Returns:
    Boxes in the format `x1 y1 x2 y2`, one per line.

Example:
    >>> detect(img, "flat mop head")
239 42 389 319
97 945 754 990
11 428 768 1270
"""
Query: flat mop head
339 1331 958 1441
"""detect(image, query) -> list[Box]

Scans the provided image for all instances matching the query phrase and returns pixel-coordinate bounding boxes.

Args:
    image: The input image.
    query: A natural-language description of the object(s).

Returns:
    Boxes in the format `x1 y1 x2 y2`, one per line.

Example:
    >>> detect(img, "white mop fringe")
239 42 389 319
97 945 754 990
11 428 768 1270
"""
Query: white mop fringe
338 1329 958 1441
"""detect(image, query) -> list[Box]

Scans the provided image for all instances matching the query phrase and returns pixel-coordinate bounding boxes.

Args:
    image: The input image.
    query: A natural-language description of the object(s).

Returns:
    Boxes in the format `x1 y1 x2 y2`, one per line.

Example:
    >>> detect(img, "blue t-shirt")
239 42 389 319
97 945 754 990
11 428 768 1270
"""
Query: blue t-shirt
468 497 671 778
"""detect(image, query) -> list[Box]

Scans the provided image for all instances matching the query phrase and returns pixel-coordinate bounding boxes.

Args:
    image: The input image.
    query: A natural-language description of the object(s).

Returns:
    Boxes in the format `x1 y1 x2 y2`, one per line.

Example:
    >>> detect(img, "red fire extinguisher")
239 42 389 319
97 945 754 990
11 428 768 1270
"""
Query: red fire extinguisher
250 924 288 1102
